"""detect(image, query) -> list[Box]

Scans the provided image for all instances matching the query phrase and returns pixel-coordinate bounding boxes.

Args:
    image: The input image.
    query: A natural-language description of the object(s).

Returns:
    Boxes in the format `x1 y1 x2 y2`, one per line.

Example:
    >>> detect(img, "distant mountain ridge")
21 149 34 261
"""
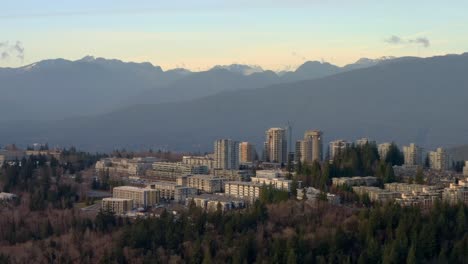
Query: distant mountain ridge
0 55 396 121
1 53 467 152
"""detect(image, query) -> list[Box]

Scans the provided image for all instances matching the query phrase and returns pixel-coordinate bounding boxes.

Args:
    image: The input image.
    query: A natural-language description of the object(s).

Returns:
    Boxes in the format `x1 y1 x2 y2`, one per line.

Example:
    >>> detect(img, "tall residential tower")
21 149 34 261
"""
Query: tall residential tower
264 128 287 164
214 139 239 170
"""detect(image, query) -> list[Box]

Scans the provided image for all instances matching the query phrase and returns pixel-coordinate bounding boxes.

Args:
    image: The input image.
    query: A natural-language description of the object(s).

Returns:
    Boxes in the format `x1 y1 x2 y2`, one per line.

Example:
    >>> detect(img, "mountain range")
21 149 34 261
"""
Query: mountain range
0 53 467 152
0 56 393 121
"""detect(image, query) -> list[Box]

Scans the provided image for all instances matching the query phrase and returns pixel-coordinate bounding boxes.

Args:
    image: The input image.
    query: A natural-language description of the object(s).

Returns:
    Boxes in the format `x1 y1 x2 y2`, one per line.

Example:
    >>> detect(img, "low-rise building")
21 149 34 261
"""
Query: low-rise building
147 182 197 202
251 170 299 192
296 187 340 205
148 162 208 180
332 176 377 187
95 157 158 176
442 178 468 205
384 183 441 193
211 169 252 181
0 150 25 164
188 194 246 212
186 174 224 193
182 155 215 170
112 186 159 208
224 181 263 201
352 186 401 203
102 198 133 214
0 192 17 201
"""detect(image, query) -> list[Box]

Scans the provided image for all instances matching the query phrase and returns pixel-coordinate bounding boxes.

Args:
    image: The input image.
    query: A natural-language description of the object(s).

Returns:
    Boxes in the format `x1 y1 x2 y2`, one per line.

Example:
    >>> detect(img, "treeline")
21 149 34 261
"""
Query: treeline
296 143 403 192
97 200 467 263
0 155 78 211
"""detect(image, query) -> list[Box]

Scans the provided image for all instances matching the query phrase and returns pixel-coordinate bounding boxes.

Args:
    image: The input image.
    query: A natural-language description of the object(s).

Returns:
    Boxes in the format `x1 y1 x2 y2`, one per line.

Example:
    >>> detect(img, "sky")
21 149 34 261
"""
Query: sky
1 0 468 71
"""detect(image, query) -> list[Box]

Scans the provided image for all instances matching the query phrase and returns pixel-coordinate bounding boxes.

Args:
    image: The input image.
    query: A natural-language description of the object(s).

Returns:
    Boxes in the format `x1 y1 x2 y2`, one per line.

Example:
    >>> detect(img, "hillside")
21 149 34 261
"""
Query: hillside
1 53 467 151
0 57 389 121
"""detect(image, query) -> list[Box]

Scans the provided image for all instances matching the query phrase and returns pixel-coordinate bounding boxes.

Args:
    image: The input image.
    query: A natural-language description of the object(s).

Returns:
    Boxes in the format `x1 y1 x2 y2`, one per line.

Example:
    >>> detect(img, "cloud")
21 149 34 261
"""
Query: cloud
410 37 430 48
13 41 24 60
384 35 403 45
1 51 9 60
0 40 24 61
384 35 430 48
291 51 307 61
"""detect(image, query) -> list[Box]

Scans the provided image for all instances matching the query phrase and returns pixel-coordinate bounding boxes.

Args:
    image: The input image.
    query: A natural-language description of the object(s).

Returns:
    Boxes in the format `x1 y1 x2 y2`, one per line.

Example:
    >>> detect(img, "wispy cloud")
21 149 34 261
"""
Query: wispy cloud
0 41 25 61
409 37 430 48
384 35 430 48
384 35 403 45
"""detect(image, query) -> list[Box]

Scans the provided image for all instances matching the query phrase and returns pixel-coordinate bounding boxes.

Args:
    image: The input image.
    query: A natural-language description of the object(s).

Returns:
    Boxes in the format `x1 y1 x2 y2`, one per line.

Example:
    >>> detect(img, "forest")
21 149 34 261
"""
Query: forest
0 145 466 263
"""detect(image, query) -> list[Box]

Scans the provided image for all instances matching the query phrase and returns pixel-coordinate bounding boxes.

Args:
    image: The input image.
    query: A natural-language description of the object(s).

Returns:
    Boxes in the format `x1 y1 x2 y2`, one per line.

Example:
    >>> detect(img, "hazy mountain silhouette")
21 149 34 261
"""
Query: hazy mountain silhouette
1 53 467 152
0 56 188 121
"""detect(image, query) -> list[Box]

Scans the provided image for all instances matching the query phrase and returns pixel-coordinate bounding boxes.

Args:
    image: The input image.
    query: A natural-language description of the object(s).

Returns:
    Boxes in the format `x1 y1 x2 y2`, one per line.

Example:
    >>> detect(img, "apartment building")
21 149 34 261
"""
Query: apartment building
264 128 287 164
442 178 468 205
224 181 263 201
296 130 323 164
428 148 450 171
182 155 215 170
112 186 159 208
148 162 208 179
188 194 246 212
464 161 468 177
329 140 351 160
403 143 423 166
239 142 256 163
352 186 402 203
95 157 158 176
101 198 133 214
332 176 377 187
378 143 392 160
147 181 197 202
186 174 224 193
250 170 299 192
214 139 239 170
211 169 252 181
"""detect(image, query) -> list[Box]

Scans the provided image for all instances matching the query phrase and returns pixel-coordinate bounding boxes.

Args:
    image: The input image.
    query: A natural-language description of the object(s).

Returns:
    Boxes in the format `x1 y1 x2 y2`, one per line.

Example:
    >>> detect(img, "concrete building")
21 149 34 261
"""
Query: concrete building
296 130 323 164
384 183 440 193
102 198 133 214
224 181 263 201
378 143 392 160
403 143 423 166
186 174 224 193
442 178 468 205
264 128 287 164
0 192 17 201
188 194 246 212
148 162 208 180
147 182 197 202
356 138 375 147
95 157 158 176
352 186 402 203
428 148 450 171
296 187 340 205
112 186 159 208
464 161 468 177
239 142 256 163
329 140 351 160
214 139 239 170
211 169 252 181
332 176 377 187
182 155 215 170
0 149 25 164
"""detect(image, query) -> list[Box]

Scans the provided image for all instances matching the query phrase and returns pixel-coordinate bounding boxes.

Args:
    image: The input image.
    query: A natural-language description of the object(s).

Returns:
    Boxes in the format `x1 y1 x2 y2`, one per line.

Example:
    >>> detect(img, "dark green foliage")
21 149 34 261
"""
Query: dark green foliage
260 184 289 204
385 143 404 166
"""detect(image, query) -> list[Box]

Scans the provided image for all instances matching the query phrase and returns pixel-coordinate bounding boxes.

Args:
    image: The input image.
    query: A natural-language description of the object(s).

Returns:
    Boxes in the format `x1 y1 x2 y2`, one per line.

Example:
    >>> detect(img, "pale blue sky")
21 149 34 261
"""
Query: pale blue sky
1 0 467 70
